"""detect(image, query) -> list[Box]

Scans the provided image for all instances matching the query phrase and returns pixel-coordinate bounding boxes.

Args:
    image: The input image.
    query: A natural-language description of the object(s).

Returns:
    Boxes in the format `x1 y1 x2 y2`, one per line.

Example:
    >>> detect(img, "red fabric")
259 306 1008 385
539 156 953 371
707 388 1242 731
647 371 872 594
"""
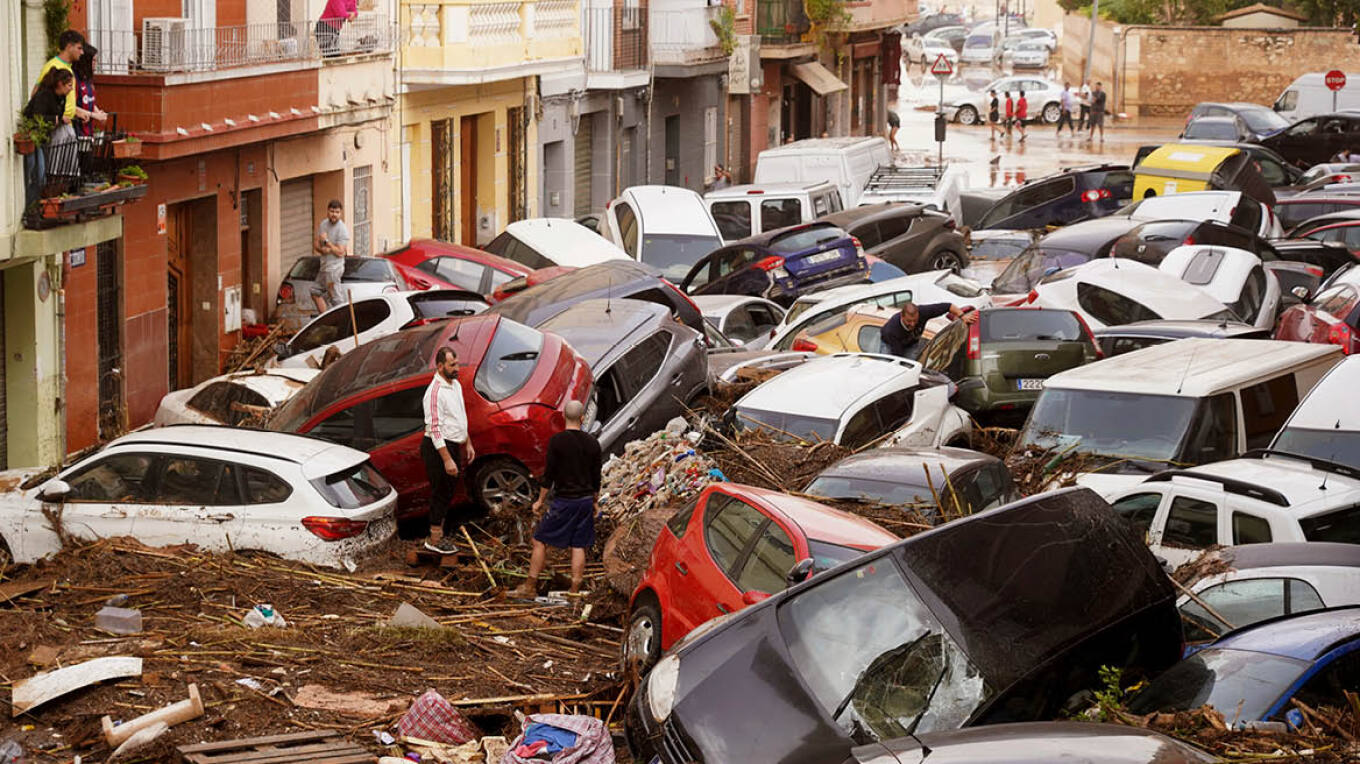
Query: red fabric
397 689 479 744
1017 98 1029 119
320 0 356 21
1005 98 1014 118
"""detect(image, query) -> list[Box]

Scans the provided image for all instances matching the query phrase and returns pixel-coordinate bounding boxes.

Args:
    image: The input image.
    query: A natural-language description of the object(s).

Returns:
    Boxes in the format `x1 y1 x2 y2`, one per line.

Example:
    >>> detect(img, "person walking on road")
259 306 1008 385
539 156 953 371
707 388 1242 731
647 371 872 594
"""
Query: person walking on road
311 200 350 313
421 347 476 555
1056 82 1077 136
1015 91 1029 142
880 301 978 361
887 109 901 152
1088 81 1108 142
514 400 603 598
1003 92 1014 138
988 90 1002 140
1078 81 1092 130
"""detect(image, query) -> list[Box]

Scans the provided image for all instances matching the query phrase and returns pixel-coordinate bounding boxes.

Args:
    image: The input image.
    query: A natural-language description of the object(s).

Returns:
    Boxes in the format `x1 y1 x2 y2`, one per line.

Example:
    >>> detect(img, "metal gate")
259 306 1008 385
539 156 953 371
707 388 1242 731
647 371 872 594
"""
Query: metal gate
432 119 456 241
508 106 527 224
96 240 122 441
574 113 594 219
279 178 314 277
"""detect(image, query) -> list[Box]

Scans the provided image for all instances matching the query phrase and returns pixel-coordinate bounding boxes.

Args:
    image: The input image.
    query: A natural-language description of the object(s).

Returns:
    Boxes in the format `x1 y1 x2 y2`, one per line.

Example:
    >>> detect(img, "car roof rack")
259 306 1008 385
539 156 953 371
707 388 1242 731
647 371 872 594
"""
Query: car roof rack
1145 469 1290 507
1242 448 1360 481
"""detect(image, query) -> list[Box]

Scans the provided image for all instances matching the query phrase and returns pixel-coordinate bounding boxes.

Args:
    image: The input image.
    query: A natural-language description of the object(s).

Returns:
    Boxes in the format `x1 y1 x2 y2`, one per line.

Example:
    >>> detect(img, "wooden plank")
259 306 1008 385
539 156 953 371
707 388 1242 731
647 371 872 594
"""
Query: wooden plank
179 731 345 753
0 578 55 605
11 656 142 717
184 743 370 764
450 691 591 707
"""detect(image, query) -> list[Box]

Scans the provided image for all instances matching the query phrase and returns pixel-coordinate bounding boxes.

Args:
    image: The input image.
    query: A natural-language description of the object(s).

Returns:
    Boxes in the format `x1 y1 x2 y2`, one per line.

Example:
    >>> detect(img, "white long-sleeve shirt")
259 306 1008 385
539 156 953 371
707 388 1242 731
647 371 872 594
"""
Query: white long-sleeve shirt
423 373 468 450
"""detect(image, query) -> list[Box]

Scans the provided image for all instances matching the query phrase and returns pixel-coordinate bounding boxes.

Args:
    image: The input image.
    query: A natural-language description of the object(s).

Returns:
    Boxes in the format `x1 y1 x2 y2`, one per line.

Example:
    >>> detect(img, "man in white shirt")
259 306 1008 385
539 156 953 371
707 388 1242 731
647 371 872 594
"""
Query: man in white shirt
1078 81 1093 131
311 200 350 313
420 346 475 554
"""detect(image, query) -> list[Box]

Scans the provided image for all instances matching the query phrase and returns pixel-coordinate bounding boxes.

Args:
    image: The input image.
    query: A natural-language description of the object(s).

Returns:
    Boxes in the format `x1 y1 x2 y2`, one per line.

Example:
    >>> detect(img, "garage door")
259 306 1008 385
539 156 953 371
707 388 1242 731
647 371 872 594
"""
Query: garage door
279 178 314 278
574 114 594 219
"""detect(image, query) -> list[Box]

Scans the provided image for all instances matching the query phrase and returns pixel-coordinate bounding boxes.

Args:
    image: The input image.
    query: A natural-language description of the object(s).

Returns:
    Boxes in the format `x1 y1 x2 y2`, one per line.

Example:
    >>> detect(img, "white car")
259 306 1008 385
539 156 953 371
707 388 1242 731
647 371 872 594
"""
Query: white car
154 368 320 427
0 427 397 569
1271 356 1360 467
274 256 412 328
943 75 1066 125
484 218 630 269
271 290 487 369
1026 258 1237 330
601 185 725 282
1109 190 1284 240
692 294 787 349
1158 245 1281 329
959 32 998 65
1106 452 1360 569
907 35 960 68
1004 41 1051 69
730 353 971 449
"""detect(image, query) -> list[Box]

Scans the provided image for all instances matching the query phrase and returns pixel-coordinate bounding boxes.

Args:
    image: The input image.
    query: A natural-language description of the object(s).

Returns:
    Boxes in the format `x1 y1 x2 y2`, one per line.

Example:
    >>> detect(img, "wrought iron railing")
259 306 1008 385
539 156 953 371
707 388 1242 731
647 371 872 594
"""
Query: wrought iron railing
22 115 148 229
756 0 809 45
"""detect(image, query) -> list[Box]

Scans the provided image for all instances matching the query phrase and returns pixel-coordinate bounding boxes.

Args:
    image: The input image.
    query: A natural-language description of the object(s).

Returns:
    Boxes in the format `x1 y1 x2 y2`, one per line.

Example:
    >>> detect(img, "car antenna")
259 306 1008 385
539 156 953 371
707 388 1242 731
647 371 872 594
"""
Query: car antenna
1319 418 1342 491
606 274 612 314
1174 342 1199 395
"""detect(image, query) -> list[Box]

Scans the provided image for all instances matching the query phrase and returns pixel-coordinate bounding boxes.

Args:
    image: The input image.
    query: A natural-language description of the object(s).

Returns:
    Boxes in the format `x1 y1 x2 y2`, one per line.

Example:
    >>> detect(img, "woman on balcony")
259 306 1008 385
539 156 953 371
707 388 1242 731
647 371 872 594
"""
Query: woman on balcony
22 68 74 213
317 0 358 57
73 45 105 140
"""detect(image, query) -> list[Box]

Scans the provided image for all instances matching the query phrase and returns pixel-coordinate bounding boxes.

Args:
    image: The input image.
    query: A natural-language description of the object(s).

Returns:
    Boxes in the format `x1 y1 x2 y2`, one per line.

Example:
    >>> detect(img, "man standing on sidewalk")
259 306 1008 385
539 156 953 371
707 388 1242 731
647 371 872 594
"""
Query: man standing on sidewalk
421 347 476 555
311 200 350 313
514 400 603 599
1078 81 1092 130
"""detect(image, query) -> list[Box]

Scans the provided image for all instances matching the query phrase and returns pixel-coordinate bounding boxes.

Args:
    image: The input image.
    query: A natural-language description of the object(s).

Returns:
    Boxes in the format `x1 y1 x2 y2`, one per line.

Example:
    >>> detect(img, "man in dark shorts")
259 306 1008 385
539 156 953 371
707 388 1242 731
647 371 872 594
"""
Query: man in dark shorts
880 301 978 360
887 109 901 151
1088 81 1107 142
988 90 1002 140
514 400 602 598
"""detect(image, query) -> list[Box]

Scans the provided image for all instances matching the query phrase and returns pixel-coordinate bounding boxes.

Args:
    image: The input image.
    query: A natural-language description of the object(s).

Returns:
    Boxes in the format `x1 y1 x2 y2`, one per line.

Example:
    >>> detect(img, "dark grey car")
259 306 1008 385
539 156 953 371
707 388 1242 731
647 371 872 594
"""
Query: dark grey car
847 722 1215 764
820 203 970 273
538 299 707 454
486 260 704 334
804 446 1018 518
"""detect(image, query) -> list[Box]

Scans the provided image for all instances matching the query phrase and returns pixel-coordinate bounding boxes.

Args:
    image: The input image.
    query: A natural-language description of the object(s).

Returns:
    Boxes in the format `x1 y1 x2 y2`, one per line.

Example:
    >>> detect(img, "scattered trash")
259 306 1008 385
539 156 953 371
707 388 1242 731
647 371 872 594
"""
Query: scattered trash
597 421 716 526
101 683 204 747
104 593 130 607
373 730 397 746
387 602 443 630
292 684 408 717
502 713 613 764
0 740 22 764
235 677 264 691
108 721 167 760
482 736 509 761
94 606 143 635
11 656 142 717
241 603 287 628
397 689 479 745
25 645 58 667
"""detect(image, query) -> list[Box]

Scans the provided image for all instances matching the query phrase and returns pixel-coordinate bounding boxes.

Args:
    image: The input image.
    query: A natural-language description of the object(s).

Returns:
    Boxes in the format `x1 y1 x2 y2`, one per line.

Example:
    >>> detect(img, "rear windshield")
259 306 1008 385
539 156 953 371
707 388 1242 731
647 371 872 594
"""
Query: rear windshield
807 540 868 573
1238 105 1288 133
769 224 849 254
1184 120 1239 141
1299 503 1360 543
970 236 1032 261
642 234 723 282
345 259 395 282
474 319 545 402
992 248 1092 294
311 461 392 508
805 475 936 507
410 292 485 321
1272 427 1360 471
981 309 1083 342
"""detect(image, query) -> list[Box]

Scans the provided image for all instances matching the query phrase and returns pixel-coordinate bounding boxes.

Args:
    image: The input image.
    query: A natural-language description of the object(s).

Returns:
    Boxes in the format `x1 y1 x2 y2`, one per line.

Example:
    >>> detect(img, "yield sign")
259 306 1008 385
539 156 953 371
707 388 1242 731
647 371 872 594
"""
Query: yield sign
930 53 954 78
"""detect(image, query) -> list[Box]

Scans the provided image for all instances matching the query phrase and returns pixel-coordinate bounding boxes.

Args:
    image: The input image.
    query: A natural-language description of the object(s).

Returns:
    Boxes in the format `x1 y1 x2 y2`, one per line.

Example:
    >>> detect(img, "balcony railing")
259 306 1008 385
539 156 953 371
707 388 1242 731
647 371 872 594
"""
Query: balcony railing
21 117 148 230
757 0 809 46
89 16 394 76
650 6 725 65
583 3 648 72
403 0 582 76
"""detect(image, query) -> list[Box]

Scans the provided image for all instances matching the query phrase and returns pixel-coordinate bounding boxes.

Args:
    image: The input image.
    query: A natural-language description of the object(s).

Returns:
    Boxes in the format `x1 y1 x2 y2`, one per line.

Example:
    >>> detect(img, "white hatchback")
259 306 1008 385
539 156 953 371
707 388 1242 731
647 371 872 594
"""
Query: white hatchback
1027 258 1236 330
1158 245 1281 330
0 427 397 569
272 290 487 369
154 368 320 427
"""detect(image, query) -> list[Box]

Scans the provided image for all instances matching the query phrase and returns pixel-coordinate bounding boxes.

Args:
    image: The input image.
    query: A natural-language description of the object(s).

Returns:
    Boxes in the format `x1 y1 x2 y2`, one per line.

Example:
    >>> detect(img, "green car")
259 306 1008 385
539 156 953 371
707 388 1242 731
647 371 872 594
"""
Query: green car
917 307 1101 417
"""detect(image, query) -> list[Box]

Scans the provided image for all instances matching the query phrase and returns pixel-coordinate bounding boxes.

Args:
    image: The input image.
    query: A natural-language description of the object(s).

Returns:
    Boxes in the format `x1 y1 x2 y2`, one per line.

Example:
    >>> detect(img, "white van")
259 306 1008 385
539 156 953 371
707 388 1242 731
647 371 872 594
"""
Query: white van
753 137 894 207
703 181 845 241
1015 338 1343 496
484 218 629 269
1274 72 1360 123
601 185 725 283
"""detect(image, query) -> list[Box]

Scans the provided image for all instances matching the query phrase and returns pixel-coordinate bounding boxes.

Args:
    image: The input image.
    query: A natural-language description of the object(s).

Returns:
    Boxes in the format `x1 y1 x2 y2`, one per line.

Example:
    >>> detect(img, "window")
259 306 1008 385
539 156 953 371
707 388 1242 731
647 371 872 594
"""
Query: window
666 496 700 539
474 320 545 402
1289 579 1325 612
736 522 796 594
485 233 553 269
1182 393 1239 464
712 201 753 241
919 322 967 379
1230 197 1263 235
187 382 271 425
67 453 157 503
242 467 292 504
1229 266 1267 324
1292 652 1360 716
1014 177 1076 210
619 332 670 394
1111 492 1161 539
704 494 767 576
761 199 803 232
311 461 392 509
980 309 1081 342
1316 285 1360 321
157 457 238 506
851 222 882 250
291 300 392 353
352 165 372 257
769 224 847 254
723 307 758 343
840 407 880 450
1181 578 1285 641
409 293 484 321
1300 504 1360 543
430 257 488 292
1162 495 1219 548
1284 118 1318 137
312 405 361 447
857 325 885 354
1241 375 1299 450
1232 512 1272 544
1255 158 1288 186
370 387 426 445
615 202 639 257
876 215 911 243
1076 282 1160 326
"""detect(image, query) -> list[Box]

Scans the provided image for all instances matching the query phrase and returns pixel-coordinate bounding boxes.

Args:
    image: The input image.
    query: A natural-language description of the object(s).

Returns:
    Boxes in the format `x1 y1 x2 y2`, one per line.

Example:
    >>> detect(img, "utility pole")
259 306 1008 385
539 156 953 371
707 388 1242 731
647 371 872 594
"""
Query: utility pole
1082 0 1099 86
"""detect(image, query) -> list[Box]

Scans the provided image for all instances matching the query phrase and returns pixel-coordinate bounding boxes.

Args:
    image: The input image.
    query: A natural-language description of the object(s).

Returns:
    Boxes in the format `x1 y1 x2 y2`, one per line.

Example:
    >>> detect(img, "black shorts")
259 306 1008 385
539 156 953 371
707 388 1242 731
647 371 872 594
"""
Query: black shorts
989 112 1000 123
1090 111 1106 127
533 496 596 549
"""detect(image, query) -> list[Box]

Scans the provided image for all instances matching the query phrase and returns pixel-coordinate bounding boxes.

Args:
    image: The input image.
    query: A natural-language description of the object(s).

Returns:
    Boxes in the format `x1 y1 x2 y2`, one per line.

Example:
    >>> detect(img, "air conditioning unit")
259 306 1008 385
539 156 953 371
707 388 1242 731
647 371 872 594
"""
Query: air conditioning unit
142 17 188 71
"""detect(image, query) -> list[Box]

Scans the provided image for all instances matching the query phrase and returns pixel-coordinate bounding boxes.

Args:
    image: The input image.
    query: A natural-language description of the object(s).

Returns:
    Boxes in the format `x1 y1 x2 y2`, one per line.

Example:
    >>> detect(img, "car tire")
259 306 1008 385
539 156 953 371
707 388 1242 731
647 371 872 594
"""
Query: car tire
956 105 979 126
928 249 965 272
624 598 664 672
472 458 536 514
1042 102 1061 124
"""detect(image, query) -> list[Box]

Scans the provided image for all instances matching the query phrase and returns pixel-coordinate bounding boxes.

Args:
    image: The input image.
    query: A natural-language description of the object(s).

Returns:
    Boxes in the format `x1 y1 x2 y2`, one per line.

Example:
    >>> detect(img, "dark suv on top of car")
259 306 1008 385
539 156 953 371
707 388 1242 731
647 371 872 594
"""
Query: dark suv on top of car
818 203 970 274
976 165 1135 230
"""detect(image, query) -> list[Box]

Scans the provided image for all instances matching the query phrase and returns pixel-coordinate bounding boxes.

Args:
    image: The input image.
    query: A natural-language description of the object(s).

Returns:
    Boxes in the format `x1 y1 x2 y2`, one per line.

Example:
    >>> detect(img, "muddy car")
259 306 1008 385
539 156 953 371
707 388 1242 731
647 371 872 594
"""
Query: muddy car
625 487 1182 764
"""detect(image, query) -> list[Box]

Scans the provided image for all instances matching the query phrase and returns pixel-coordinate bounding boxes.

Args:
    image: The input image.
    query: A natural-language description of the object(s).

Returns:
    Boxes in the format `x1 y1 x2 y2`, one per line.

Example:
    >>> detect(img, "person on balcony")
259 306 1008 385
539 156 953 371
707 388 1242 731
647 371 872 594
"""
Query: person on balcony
22 68 74 212
35 31 106 129
317 0 358 57
73 44 106 139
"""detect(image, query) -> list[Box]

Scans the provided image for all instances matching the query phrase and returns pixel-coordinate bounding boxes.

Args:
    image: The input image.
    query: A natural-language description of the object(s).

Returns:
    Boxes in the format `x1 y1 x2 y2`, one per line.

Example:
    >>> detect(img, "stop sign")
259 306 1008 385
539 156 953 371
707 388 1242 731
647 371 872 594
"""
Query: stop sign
1326 70 1347 91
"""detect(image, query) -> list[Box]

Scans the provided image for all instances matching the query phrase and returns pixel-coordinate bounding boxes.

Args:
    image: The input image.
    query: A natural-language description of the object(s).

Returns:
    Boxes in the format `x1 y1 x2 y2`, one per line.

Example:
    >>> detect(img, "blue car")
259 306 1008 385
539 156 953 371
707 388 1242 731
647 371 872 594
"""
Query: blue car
1128 607 1360 728
679 222 868 305
976 165 1135 230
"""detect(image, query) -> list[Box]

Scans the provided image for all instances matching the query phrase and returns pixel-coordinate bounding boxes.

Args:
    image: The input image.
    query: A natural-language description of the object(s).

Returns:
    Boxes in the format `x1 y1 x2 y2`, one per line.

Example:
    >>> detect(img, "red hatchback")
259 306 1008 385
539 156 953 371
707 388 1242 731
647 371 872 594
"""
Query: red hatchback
1275 266 1360 354
268 314 593 518
623 482 896 669
385 239 533 296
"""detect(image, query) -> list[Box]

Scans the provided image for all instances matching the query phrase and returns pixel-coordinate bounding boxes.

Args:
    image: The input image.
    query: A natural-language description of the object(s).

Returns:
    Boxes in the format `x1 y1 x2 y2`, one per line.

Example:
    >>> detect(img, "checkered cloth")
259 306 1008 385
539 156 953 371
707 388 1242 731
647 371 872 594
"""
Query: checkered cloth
397 689 479 744
500 714 614 764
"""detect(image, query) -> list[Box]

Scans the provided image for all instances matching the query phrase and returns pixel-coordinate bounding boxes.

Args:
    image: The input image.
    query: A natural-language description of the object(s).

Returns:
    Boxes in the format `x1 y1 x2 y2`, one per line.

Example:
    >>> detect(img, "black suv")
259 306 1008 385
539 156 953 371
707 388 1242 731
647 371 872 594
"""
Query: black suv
819 203 969 273
976 165 1135 230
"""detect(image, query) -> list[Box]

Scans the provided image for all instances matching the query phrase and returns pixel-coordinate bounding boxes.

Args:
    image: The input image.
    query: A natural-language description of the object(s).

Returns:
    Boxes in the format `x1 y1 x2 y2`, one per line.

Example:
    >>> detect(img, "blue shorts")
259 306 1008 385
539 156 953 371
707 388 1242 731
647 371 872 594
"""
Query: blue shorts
533 496 596 549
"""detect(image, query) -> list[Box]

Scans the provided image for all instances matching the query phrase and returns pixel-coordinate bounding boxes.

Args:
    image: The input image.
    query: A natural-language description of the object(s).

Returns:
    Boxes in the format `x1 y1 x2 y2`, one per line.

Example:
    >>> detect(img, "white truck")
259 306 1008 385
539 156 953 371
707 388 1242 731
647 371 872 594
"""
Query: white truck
753 136 967 214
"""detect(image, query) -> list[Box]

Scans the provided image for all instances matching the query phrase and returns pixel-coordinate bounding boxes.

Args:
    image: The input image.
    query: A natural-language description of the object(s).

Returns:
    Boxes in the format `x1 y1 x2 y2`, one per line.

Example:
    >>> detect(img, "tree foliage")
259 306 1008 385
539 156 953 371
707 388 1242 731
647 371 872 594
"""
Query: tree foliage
1058 0 1354 26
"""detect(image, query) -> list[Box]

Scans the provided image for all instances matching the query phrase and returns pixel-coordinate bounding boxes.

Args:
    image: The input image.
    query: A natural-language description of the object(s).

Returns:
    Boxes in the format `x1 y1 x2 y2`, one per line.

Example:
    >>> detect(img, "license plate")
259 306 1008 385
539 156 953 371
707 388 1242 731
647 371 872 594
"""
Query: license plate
1016 378 1044 391
805 251 841 266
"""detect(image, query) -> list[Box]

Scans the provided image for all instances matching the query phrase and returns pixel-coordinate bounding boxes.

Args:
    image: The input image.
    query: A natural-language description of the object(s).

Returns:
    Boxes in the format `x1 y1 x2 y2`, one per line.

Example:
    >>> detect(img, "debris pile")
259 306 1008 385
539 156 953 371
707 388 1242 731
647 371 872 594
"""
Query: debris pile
597 418 717 530
1109 703 1360 762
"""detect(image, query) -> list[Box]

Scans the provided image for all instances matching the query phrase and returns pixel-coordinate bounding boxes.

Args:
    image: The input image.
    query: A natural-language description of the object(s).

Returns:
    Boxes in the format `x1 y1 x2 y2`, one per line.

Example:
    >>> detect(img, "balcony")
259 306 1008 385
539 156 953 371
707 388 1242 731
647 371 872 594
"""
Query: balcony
583 2 649 88
650 5 727 69
19 120 148 232
757 0 811 54
403 0 582 87
832 0 912 33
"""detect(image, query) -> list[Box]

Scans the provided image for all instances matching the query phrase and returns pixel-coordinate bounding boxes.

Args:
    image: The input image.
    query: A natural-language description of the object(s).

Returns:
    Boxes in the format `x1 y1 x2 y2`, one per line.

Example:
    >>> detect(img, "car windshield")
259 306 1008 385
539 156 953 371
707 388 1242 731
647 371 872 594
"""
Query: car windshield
807 539 867 573
641 234 723 282
1185 121 1239 141
971 236 1031 261
1127 648 1307 722
1017 389 1198 468
805 475 938 510
344 258 395 282
1272 427 1360 470
981 309 1083 341
474 319 544 402
1237 106 1289 134
992 248 1092 294
778 557 987 744
311 461 393 509
735 407 839 443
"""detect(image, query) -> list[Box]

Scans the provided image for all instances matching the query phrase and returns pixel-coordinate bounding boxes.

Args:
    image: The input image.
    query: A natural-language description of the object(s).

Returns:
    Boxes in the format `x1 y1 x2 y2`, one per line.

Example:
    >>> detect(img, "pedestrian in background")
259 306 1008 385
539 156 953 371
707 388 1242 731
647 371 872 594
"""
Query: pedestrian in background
1015 91 1029 143
317 0 357 57
988 90 1002 140
887 109 901 152
420 347 476 555
1088 81 1107 142
1056 82 1077 136
311 200 350 313
1078 81 1092 130
514 400 602 599
1003 91 1014 138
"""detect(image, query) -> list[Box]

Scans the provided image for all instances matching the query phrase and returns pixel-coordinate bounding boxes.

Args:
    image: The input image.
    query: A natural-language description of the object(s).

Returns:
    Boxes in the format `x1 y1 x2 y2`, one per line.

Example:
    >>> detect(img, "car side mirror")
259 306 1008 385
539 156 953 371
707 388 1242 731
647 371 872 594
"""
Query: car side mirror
274 341 291 360
741 591 771 606
38 479 71 503
1291 285 1311 301
786 557 816 587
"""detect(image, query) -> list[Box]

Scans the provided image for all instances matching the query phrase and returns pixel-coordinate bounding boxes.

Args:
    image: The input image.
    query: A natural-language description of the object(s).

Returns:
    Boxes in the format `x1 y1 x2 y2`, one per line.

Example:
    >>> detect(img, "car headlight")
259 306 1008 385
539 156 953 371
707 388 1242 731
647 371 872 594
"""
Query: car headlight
647 654 681 723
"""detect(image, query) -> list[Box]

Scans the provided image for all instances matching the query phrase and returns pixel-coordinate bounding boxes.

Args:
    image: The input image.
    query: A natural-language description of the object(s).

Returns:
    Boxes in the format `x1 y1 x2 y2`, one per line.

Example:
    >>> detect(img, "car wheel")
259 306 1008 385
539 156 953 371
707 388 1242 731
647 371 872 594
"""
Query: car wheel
1042 102 1061 124
624 599 664 671
956 105 979 126
472 458 536 514
929 249 964 272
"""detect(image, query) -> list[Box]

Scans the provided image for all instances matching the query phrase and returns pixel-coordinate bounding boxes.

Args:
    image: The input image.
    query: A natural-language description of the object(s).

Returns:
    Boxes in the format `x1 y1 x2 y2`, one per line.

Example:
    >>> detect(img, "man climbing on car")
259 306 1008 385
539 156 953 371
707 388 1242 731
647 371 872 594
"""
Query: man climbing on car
880 301 977 361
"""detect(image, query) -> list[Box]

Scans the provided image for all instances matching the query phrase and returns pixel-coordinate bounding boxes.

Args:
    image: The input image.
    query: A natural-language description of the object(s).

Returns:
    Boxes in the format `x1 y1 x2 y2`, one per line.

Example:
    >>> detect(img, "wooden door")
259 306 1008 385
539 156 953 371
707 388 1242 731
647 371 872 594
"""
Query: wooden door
460 115 477 246
165 204 192 390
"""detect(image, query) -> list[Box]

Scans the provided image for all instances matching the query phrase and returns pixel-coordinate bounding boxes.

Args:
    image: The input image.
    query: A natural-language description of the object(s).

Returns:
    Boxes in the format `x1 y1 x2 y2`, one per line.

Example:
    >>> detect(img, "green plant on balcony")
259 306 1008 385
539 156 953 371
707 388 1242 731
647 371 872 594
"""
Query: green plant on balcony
710 5 737 56
42 0 69 58
14 114 54 155
117 165 149 185
806 0 851 45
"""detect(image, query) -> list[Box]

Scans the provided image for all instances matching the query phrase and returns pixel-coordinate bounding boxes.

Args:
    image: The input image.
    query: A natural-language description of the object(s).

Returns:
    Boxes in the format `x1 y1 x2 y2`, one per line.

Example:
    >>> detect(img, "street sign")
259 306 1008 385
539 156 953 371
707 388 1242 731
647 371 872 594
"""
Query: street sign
930 53 954 78
1326 70 1347 91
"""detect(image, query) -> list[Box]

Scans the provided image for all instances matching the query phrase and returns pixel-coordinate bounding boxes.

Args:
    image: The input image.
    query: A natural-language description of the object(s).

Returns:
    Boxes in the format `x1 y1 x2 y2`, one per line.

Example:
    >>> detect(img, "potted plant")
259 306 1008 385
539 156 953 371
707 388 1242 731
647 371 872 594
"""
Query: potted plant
14 114 52 155
40 197 62 218
112 135 141 158
117 164 148 185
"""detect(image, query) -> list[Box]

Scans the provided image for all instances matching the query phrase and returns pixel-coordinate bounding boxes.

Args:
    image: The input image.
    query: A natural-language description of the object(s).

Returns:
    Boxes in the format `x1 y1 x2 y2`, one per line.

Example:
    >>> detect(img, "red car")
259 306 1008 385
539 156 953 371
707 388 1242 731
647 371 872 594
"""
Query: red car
384 239 533 295
268 314 593 519
488 266 577 304
1275 266 1360 354
1299 220 1360 257
623 483 896 669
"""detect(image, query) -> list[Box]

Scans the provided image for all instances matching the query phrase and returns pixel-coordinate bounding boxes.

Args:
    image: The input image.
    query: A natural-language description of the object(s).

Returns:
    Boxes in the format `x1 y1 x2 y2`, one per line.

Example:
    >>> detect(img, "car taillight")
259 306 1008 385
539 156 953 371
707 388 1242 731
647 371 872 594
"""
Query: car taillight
1080 189 1111 203
278 282 294 302
1328 323 1354 353
791 337 818 352
966 320 980 360
755 256 787 272
1334 175 1350 184
301 516 369 541
1025 289 1039 305
1072 312 1103 358
1183 235 1196 246
942 217 956 229
1306 265 1324 277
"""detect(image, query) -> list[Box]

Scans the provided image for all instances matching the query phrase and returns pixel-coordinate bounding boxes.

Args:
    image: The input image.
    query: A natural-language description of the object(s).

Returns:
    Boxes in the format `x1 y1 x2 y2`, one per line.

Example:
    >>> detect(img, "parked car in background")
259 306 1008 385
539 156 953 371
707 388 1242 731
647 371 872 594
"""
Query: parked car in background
1093 319 1269 357
1157 245 1281 330
791 304 895 354
1275 195 1360 231
704 182 844 241
975 165 1135 230
154 368 319 427
960 31 999 65
1294 218 1360 257
1186 101 1290 141
944 75 1066 125
538 300 706 455
274 256 410 324
383 239 532 295
1109 190 1283 239
1271 356 1360 467
1007 27 1057 50
1004 41 1051 69
623 482 896 670
268 316 594 518
918 306 1101 417
1274 261 1360 354
820 203 969 274
1025 259 1236 330
483 218 630 269
907 34 959 68
1284 207 1360 237
602 186 725 282
753 136 893 208
692 294 785 349
486 260 705 334
0 427 396 569
272 290 488 370
905 13 965 37
922 24 968 53
1182 115 1250 142
1259 112 1360 168
804 446 1018 517
1280 163 1360 197
848 723 1216 764
679 222 868 304
730 353 972 449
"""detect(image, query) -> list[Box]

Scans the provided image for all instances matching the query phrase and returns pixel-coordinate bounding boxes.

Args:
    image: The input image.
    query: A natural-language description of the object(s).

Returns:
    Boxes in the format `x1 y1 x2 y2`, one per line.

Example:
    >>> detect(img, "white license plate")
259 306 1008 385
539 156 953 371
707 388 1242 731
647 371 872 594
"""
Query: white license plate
805 251 841 266
1016 378 1044 391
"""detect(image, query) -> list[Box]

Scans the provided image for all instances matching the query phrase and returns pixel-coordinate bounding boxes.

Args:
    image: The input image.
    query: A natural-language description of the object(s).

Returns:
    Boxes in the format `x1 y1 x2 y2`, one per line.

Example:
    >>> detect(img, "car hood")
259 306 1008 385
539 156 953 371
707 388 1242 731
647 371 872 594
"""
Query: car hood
1074 471 1150 499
